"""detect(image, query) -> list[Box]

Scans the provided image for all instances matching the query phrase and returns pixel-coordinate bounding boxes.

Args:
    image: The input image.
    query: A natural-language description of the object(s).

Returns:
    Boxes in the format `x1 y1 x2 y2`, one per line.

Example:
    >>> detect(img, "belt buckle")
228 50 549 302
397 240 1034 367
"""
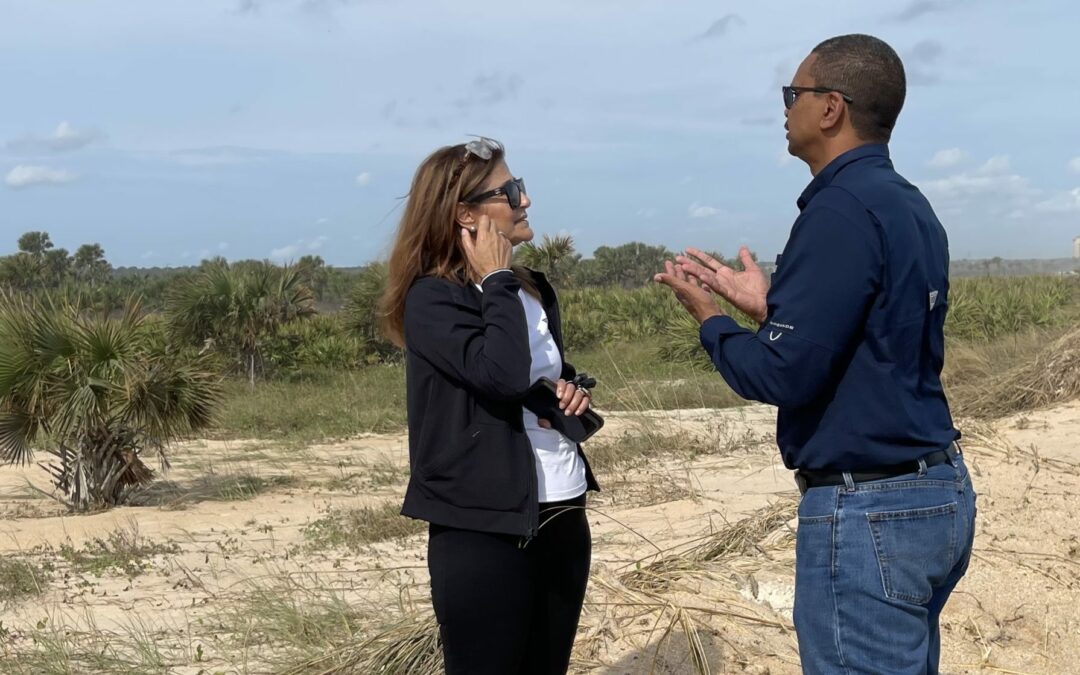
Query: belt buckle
794 470 808 495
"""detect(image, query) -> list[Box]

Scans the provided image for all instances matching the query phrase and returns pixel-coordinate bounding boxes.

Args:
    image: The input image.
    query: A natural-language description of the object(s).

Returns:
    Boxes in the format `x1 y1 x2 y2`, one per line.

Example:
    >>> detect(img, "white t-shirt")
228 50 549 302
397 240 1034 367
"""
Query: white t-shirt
476 277 589 502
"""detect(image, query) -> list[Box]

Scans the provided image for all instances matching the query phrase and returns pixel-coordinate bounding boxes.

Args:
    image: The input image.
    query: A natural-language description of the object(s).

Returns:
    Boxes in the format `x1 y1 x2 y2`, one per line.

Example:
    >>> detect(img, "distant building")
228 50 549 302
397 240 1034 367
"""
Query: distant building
1074 236 1080 259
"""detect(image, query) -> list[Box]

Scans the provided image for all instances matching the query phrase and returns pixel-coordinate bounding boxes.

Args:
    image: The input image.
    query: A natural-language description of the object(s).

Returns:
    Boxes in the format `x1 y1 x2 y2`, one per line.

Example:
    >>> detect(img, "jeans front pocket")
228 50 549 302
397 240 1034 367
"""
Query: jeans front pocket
867 502 957 604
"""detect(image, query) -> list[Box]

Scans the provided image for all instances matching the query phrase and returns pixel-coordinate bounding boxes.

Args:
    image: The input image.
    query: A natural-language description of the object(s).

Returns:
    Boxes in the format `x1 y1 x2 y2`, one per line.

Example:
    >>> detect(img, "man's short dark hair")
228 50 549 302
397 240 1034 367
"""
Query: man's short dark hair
811 34 906 143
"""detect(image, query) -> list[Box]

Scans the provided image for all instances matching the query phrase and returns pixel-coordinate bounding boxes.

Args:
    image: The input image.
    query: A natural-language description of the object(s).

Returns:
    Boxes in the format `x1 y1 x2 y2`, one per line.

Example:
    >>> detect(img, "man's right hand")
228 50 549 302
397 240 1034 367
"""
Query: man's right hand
677 246 769 324
461 214 512 279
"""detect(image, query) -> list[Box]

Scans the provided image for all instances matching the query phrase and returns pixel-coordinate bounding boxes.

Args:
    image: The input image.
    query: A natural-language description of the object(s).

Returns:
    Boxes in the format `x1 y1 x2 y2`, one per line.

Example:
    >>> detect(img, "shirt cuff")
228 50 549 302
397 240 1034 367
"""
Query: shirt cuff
699 314 748 353
479 268 513 286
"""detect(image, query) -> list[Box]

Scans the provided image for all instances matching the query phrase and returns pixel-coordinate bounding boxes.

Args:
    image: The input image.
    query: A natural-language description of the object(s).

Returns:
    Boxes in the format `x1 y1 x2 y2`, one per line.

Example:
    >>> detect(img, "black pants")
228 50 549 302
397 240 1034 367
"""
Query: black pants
428 494 591 675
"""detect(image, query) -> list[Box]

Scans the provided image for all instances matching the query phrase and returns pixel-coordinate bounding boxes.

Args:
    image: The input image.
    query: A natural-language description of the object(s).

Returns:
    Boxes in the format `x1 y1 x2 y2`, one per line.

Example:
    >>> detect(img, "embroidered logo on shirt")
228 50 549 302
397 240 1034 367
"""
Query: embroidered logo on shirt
768 331 783 342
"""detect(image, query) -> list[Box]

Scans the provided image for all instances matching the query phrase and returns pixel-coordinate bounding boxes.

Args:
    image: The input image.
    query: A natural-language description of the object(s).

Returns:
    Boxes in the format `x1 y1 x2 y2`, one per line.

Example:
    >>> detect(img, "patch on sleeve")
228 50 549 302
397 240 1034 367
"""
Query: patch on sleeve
929 290 939 310
765 320 794 342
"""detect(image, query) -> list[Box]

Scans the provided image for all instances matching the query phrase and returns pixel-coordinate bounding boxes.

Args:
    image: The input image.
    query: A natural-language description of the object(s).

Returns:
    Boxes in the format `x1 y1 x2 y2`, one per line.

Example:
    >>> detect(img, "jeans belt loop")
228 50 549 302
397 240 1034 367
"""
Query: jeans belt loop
842 472 856 492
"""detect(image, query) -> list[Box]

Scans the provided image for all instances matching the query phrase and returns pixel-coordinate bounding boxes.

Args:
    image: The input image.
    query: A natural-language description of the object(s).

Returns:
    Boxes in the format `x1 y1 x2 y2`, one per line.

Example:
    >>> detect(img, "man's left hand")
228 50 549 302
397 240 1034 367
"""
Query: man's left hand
654 260 725 325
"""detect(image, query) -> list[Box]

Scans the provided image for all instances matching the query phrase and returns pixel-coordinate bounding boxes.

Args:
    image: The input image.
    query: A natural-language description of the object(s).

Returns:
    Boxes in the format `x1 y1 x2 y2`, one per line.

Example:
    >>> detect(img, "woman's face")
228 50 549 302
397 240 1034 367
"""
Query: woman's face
458 160 533 246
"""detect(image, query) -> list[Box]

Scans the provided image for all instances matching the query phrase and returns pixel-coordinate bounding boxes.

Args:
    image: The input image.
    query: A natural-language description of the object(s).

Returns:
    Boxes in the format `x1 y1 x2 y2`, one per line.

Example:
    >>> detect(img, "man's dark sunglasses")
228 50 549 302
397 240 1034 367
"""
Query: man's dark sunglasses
782 85 854 109
463 177 527 210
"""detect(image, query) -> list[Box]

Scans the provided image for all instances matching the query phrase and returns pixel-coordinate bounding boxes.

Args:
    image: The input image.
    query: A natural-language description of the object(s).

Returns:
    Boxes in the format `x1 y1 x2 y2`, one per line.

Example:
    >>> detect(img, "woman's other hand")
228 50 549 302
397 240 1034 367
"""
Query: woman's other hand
537 379 591 428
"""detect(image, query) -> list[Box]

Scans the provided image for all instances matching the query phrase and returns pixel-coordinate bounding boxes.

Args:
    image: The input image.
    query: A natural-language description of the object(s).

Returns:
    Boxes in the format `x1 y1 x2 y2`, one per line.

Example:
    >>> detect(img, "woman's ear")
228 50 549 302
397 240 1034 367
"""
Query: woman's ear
455 203 475 228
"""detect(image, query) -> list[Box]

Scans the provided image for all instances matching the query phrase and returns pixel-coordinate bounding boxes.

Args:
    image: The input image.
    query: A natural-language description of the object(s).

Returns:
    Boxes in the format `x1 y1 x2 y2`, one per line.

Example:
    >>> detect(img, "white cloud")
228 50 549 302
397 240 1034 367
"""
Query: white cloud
636 208 658 218
355 172 372 186
218 241 229 250
922 171 1034 202
7 121 102 154
1035 187 1080 214
271 235 327 260
5 165 78 189
921 156 1039 220
141 250 156 260
928 148 966 168
1068 157 1080 174
270 243 301 260
688 202 721 218
975 155 1011 175
316 217 330 224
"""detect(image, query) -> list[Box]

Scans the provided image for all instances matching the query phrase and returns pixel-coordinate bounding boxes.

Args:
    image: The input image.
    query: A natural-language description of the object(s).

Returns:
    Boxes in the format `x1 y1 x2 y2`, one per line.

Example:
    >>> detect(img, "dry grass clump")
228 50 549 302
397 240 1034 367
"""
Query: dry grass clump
302 502 426 552
570 501 802 674
955 325 1080 418
619 498 796 593
281 614 442 675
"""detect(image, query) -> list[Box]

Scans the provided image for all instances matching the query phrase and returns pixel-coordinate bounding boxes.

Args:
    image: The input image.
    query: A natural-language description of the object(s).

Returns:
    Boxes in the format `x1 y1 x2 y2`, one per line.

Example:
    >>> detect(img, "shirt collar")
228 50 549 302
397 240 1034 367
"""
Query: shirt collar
797 143 890 210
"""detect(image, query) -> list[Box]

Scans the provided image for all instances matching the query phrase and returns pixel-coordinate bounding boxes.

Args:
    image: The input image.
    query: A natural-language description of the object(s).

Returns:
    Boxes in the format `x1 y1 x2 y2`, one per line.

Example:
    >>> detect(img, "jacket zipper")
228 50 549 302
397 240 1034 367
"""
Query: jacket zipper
520 410 539 548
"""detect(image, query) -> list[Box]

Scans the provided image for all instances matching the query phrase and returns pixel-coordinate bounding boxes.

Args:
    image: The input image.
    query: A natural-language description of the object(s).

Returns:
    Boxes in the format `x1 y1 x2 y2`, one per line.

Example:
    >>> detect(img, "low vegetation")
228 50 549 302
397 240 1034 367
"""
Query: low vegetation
303 502 427 552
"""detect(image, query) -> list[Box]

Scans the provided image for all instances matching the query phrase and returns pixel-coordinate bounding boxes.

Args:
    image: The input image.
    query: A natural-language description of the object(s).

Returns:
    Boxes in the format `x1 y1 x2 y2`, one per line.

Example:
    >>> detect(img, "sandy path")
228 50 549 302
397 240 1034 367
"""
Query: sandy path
0 402 1077 674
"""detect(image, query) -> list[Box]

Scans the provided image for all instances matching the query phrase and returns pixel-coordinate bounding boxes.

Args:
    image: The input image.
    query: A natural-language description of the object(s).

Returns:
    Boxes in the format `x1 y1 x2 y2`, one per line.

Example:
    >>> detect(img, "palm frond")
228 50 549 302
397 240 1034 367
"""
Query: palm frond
0 410 39 465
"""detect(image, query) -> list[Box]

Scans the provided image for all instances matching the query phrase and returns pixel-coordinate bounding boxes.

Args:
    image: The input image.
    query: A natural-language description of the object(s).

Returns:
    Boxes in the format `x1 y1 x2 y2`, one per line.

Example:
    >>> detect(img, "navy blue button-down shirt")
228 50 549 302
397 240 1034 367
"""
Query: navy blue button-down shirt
700 144 959 470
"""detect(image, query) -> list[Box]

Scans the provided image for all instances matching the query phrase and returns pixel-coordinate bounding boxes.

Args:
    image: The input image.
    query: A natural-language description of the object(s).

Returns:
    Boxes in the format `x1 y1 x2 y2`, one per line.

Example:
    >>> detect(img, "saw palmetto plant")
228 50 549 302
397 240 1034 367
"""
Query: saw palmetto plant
0 291 221 511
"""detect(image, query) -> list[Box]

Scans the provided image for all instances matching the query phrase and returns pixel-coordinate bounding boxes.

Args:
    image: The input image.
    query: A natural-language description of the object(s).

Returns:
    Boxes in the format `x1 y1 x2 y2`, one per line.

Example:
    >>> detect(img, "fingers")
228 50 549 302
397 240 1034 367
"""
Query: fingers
673 262 711 291
476 214 493 236
675 258 716 287
738 246 759 271
464 214 512 273
554 379 589 416
571 389 591 416
680 265 718 287
674 256 707 276
460 226 476 254
684 247 725 272
556 379 576 410
653 269 689 291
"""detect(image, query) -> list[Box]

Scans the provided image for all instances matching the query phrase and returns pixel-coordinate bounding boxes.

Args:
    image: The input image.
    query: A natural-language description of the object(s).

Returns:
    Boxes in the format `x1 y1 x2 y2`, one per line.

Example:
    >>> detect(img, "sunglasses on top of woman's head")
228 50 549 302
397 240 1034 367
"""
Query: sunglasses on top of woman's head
463 177 527 210
446 137 501 191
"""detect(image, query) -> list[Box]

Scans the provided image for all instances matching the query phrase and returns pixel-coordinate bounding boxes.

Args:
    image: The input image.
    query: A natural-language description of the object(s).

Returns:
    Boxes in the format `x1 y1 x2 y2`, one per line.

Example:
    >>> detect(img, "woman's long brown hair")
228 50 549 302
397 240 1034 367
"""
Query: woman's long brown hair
379 140 536 347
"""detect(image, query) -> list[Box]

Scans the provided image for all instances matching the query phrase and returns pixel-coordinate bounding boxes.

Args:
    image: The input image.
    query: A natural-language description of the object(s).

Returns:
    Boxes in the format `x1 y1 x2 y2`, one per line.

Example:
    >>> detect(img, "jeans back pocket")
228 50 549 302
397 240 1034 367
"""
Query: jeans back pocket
867 502 958 604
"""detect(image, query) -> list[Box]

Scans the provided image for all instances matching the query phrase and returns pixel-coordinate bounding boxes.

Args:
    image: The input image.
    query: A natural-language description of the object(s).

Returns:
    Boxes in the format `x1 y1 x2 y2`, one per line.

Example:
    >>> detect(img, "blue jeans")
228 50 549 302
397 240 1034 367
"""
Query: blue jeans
793 453 976 674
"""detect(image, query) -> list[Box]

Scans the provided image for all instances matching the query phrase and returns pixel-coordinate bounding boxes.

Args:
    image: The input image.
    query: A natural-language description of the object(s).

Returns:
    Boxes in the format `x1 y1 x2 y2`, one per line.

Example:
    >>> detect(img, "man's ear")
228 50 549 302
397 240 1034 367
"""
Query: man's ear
819 92 847 133
455 203 475 227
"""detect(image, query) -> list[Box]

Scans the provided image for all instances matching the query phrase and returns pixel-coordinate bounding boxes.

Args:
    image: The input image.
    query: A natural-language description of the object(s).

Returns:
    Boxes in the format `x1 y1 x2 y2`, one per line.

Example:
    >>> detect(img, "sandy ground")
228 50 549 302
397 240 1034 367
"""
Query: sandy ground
1 400 1078 674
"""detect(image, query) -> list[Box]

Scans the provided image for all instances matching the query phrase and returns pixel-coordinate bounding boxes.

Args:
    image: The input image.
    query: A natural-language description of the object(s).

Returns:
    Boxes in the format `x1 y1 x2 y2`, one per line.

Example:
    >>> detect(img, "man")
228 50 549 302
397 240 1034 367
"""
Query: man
655 34 977 674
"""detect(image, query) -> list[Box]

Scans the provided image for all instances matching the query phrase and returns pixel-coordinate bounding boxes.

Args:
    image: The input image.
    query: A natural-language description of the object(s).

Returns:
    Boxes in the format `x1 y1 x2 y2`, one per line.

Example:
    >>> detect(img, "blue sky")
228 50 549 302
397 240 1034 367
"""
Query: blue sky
1 0 1078 267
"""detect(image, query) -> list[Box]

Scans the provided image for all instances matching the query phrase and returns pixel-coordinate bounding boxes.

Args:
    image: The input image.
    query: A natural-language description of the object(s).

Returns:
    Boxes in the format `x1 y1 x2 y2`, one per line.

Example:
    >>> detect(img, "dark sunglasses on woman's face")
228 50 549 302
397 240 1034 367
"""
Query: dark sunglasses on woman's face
463 177 527 210
782 85 854 110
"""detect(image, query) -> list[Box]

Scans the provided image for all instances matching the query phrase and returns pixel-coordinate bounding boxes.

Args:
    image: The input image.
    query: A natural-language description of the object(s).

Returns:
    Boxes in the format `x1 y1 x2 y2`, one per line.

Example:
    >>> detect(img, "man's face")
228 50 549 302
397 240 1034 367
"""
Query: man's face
784 53 821 161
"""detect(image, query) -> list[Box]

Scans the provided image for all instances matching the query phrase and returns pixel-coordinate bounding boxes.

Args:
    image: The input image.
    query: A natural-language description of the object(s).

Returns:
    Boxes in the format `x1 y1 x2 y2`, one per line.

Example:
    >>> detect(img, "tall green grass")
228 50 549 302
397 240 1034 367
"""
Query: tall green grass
213 366 407 442
945 275 1078 341
210 276 1079 441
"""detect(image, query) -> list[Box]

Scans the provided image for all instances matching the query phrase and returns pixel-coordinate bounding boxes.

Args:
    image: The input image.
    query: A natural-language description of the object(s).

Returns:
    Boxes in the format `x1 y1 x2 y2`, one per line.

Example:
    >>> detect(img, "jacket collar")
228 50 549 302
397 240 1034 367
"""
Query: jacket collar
797 143 890 210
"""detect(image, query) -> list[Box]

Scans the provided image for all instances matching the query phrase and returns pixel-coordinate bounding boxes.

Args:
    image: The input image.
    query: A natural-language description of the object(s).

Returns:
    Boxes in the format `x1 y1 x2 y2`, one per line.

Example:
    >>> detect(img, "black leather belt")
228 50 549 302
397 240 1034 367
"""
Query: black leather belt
794 443 961 494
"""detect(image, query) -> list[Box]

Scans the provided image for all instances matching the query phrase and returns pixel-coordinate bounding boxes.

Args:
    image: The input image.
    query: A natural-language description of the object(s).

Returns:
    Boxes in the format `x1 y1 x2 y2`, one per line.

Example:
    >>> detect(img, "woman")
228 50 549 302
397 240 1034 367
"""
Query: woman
379 138 600 675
